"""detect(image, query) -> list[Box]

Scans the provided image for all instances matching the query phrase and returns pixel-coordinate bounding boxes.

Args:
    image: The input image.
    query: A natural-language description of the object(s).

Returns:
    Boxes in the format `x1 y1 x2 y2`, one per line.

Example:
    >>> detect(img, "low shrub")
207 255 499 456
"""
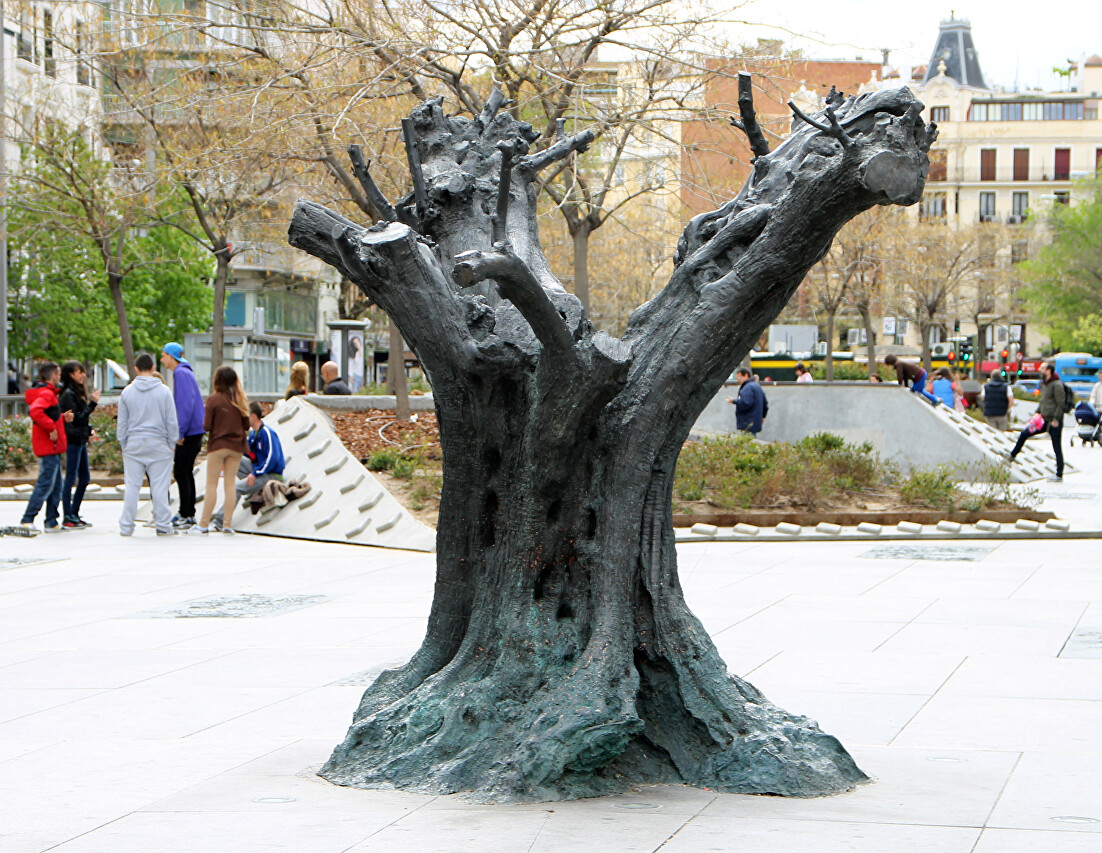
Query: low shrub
899 466 956 511
0 417 34 472
365 448 400 471
808 362 893 382
88 411 124 475
674 431 886 510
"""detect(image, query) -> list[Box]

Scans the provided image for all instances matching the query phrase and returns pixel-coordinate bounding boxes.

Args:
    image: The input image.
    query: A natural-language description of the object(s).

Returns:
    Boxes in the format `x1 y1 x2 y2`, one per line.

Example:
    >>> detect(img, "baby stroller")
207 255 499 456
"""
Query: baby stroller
1074 401 1101 447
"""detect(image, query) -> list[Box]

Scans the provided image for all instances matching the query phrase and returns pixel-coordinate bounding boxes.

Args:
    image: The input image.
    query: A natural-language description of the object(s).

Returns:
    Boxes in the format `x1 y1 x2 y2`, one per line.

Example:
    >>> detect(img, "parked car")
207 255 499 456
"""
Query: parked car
1014 379 1041 397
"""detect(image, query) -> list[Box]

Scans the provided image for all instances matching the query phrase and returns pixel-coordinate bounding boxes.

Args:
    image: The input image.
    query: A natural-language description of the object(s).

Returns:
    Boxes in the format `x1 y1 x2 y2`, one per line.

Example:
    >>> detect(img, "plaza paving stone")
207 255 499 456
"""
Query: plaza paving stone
2 438 1102 851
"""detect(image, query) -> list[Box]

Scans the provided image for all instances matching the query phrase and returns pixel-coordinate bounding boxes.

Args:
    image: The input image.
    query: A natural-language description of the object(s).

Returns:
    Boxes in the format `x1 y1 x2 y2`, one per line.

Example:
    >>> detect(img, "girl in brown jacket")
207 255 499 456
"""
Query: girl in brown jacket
191 365 249 534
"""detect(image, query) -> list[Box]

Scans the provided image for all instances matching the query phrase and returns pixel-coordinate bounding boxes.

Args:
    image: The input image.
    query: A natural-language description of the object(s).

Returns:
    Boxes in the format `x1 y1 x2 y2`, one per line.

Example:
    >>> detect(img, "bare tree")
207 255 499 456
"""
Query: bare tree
889 222 982 372
290 83 937 800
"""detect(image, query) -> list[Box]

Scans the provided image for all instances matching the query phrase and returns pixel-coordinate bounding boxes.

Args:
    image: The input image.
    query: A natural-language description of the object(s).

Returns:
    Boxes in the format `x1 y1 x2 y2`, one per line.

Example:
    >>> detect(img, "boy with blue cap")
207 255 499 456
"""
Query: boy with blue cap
160 342 205 528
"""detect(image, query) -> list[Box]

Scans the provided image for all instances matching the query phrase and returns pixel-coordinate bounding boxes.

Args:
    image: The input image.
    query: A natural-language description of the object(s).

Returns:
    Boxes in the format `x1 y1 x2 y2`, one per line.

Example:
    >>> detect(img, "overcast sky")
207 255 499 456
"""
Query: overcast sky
730 1 1100 92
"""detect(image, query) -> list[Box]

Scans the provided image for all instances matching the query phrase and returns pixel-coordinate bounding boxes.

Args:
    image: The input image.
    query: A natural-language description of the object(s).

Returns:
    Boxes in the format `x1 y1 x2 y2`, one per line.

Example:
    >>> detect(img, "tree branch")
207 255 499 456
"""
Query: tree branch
517 129 594 176
730 72 769 158
348 145 397 222
453 246 574 353
787 101 852 149
401 117 431 221
492 138 529 243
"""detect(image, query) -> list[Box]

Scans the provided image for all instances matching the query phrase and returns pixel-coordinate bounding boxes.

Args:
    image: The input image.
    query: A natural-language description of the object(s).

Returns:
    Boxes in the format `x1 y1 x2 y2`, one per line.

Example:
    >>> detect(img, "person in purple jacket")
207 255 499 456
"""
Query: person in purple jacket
160 342 206 528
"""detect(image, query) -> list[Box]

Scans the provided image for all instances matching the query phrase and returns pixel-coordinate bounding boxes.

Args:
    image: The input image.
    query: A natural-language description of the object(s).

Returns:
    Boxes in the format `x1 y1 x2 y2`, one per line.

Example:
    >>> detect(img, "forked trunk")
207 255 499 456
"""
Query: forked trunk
290 84 938 802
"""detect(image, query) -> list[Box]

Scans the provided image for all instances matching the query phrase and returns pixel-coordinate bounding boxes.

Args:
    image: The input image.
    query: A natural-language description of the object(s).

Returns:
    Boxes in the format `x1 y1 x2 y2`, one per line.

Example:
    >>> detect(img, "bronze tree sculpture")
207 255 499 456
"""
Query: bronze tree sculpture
289 76 936 803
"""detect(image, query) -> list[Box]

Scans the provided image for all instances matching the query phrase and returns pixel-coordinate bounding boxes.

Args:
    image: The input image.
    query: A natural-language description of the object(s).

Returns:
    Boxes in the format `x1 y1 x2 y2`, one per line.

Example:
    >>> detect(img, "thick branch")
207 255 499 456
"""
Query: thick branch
401 118 430 219
453 246 574 353
517 130 594 175
478 88 507 130
493 138 529 243
348 145 397 222
732 72 769 158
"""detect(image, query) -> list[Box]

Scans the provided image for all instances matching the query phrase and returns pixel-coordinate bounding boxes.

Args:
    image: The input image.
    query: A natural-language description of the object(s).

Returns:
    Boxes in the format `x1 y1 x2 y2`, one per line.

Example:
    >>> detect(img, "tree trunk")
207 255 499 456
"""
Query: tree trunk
210 246 230 387
860 306 877 377
921 322 933 374
106 269 137 378
289 86 937 803
389 320 410 421
572 226 591 313
824 310 836 380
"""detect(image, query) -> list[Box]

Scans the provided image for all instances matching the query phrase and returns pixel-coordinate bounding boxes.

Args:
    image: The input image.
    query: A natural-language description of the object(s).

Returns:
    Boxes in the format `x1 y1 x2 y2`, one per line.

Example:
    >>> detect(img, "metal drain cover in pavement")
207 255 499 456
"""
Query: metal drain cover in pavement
861 545 994 562
0 558 49 570
1059 629 1102 659
145 593 329 618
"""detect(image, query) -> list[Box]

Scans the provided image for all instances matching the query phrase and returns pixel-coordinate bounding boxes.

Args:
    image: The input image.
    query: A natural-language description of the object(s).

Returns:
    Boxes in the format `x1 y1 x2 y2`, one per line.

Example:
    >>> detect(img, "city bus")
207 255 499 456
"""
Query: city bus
1052 352 1102 400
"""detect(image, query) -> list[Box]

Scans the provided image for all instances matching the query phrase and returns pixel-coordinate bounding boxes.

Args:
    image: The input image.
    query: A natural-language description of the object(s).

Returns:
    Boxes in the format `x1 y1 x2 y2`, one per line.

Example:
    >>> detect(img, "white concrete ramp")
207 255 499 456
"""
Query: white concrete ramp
693 382 1068 483
146 396 436 551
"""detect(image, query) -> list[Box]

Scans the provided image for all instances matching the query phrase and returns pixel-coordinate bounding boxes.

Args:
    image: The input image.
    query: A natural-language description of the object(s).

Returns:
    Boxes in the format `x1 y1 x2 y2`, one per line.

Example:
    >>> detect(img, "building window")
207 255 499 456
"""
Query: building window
1001 103 1022 121
1066 102 1084 120
930 106 950 123
1054 191 1070 205
920 192 947 220
980 148 996 181
1011 240 1029 264
928 149 947 182
978 192 996 221
1087 107 1098 120
1013 148 1029 181
17 11 33 62
75 22 92 87
43 11 55 78
1096 148 1102 172
1023 102 1043 121
1054 148 1071 180
969 103 990 121
1011 192 1029 221
1044 102 1064 120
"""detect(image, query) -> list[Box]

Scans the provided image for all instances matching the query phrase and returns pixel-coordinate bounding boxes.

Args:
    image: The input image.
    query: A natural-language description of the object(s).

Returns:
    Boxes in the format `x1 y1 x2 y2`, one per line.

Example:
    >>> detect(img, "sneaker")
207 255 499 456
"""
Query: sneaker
1047 476 1063 482
156 528 177 536
43 524 66 533
186 525 209 536
210 518 223 532
63 518 89 530
221 527 235 535
10 523 40 537
172 516 195 530
76 516 93 529
119 530 133 537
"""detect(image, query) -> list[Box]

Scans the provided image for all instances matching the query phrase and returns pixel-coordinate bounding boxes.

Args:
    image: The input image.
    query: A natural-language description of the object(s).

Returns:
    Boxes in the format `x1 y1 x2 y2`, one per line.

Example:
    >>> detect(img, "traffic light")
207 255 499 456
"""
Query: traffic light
947 350 955 364
1001 348 1010 360
960 338 973 363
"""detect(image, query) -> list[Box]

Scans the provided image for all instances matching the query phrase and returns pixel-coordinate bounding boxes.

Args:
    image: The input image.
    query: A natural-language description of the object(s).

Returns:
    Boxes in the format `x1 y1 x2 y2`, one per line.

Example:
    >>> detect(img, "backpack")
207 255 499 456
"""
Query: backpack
1063 382 1076 414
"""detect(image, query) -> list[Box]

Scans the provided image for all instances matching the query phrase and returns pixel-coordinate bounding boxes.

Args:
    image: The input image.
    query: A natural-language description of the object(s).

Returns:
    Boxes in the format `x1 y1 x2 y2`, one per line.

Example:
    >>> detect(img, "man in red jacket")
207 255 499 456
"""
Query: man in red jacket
20 362 74 533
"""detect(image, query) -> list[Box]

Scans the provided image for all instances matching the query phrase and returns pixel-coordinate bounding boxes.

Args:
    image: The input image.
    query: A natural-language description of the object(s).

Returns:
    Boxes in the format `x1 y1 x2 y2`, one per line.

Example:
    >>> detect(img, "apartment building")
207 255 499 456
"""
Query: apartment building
913 17 1102 226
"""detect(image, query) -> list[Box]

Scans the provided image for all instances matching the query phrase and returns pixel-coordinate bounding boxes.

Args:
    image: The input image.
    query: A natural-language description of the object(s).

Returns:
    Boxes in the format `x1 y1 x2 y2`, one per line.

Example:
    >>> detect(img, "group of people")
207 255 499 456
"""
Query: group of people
885 353 1070 481
18 343 291 536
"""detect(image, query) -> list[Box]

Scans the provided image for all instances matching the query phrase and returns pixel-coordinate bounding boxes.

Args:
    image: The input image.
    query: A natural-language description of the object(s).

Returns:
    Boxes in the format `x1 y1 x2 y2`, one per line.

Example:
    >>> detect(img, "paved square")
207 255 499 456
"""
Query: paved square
3 442 1102 852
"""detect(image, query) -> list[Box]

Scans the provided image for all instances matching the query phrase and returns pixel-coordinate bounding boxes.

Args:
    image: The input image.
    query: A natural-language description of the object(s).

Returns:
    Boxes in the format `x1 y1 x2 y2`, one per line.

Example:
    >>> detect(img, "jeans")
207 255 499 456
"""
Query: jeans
910 368 941 405
21 453 64 527
63 443 91 520
173 434 204 518
1011 419 1064 478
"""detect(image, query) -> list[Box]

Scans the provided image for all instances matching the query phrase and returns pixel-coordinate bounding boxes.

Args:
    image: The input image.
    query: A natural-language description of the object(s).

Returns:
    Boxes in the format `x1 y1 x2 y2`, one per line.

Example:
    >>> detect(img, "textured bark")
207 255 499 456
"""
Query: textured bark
289 84 937 803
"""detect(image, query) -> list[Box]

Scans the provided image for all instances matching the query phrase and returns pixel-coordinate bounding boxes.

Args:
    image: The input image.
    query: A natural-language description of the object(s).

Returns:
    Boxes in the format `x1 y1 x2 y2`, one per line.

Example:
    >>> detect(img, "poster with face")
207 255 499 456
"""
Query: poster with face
348 331 365 392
